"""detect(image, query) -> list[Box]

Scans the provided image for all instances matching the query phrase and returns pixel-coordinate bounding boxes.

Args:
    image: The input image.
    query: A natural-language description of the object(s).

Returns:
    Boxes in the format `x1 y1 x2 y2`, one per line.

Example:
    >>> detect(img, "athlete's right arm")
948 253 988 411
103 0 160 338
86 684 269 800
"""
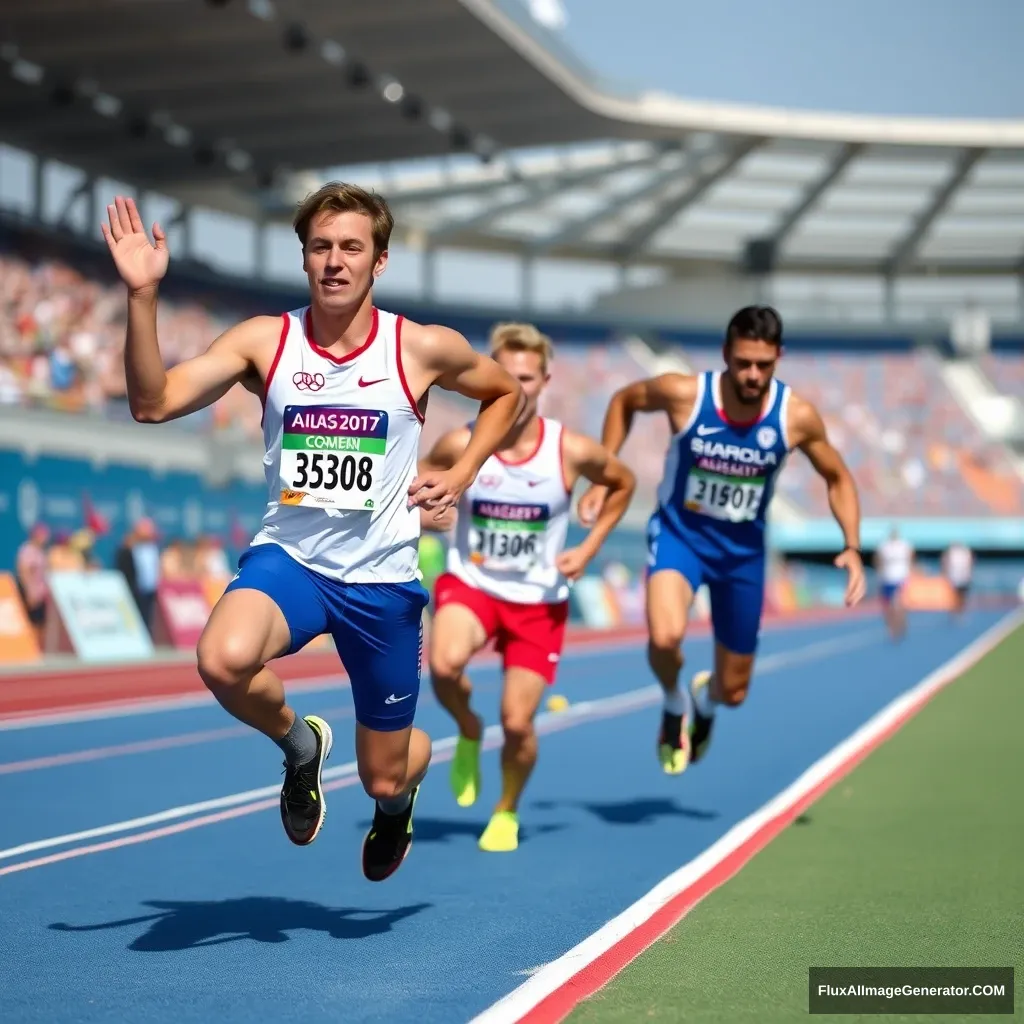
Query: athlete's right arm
578 373 694 526
597 373 694 456
103 195 266 423
125 312 274 424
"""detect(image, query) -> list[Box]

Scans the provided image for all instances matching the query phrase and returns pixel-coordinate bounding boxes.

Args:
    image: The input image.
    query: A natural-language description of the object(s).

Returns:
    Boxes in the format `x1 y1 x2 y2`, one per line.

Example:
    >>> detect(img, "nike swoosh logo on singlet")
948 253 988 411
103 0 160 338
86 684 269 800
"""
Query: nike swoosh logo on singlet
358 377 389 387
696 424 725 436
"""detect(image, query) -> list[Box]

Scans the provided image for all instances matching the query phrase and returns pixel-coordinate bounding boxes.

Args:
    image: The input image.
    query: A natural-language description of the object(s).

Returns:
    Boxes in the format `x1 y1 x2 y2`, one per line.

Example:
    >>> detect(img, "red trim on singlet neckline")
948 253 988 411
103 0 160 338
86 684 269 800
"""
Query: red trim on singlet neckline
303 306 378 365
496 417 545 466
394 316 425 423
260 313 289 428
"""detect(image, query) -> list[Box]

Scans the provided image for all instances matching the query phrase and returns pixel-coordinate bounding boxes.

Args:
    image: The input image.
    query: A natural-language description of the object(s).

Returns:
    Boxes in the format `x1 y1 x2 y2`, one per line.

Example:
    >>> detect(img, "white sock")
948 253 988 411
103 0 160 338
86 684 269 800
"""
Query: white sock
377 791 412 816
693 674 716 717
663 687 688 717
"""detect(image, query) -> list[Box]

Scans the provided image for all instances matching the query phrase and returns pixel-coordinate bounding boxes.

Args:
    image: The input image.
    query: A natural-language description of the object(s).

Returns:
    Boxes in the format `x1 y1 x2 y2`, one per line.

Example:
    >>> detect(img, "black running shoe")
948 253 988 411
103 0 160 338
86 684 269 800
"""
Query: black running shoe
689 709 714 764
280 715 333 846
361 787 418 882
688 671 715 764
657 710 689 775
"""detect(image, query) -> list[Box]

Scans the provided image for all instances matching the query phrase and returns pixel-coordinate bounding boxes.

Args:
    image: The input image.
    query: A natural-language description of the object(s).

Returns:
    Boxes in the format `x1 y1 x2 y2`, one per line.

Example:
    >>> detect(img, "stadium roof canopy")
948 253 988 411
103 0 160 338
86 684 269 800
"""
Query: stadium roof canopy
4 0 1024 277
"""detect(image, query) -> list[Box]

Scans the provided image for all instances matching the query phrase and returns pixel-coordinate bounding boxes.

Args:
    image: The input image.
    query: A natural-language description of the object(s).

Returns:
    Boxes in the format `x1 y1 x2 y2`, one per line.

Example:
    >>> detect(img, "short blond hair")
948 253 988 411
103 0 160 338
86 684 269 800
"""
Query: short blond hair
489 322 554 375
293 181 394 257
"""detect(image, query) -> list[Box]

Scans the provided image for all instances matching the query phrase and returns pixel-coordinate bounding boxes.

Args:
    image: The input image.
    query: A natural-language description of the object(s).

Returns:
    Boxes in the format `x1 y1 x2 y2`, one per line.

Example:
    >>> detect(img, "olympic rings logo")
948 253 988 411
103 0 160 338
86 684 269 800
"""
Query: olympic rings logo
293 371 325 392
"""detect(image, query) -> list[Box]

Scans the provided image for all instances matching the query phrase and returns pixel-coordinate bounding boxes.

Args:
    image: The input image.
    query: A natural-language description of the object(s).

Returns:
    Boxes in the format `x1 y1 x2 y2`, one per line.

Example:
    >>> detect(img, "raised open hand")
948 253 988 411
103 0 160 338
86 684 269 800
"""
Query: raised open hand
101 196 169 293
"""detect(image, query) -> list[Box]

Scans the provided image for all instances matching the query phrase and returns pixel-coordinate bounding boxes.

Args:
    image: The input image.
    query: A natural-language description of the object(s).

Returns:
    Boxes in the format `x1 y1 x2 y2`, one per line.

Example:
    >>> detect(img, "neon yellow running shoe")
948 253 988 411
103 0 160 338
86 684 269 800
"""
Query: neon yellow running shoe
449 734 481 807
657 708 690 775
478 810 519 852
658 737 690 775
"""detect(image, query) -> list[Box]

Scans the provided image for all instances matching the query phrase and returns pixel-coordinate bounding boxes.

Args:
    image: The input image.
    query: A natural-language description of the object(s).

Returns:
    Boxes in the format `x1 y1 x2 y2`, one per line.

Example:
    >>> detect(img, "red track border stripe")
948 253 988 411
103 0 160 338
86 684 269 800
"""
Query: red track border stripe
474 606 1024 1024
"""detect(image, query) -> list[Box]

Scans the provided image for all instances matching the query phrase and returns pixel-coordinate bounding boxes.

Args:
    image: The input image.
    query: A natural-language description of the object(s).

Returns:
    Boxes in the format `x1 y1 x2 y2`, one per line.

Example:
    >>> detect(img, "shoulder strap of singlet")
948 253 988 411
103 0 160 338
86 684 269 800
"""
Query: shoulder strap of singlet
678 372 709 437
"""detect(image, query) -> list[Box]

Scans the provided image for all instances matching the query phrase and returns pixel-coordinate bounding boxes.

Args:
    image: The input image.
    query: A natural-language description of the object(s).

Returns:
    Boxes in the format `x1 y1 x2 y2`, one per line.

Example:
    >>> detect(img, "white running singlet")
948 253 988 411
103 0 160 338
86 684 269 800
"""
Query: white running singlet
945 543 973 586
252 306 423 583
877 537 913 585
448 417 572 605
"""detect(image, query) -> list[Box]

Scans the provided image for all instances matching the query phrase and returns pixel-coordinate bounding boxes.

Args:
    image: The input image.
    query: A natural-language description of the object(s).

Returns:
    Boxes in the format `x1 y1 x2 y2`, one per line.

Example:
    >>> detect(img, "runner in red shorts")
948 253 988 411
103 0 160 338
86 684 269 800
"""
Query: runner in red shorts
420 322 635 852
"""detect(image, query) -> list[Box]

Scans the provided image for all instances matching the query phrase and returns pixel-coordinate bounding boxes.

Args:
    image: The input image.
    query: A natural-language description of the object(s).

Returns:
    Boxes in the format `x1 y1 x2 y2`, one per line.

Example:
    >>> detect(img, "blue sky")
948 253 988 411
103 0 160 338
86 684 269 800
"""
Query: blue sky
554 0 1024 118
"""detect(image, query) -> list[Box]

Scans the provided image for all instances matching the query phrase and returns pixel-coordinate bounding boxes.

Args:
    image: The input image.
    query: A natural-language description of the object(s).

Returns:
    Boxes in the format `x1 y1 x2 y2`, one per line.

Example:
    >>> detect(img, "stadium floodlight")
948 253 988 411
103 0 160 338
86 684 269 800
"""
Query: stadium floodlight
428 108 454 132
381 79 405 104
320 40 346 66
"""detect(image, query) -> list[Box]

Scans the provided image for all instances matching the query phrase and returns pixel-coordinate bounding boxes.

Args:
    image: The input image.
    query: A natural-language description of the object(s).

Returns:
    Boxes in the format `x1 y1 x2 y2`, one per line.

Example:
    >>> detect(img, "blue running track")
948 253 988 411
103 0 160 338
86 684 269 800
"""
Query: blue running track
0 609 1005 1023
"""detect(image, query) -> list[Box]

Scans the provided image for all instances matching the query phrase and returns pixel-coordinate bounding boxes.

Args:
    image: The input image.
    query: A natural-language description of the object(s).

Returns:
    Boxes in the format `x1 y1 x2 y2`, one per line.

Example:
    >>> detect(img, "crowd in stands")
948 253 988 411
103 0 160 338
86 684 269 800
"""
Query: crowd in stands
14 516 231 647
0 248 263 437
3 236 1024 519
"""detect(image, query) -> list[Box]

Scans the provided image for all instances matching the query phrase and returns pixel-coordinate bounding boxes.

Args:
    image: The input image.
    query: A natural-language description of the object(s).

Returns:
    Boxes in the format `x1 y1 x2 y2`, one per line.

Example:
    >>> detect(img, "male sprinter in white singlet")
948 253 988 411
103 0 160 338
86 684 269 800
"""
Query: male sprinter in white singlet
942 541 973 619
579 307 866 775
101 186 523 883
420 323 635 852
875 527 914 640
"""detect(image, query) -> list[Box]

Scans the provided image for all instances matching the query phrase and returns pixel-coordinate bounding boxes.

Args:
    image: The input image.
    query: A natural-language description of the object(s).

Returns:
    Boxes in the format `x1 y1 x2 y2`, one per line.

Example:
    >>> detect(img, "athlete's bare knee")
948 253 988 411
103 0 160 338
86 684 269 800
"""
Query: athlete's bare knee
500 710 535 747
648 626 684 657
362 772 407 803
429 649 468 687
197 631 263 692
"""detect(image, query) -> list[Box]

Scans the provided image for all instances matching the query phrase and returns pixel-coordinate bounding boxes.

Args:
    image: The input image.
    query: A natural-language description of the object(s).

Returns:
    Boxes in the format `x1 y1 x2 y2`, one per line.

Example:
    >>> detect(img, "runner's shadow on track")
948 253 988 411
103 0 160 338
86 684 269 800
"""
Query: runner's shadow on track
49 898 431 952
354 816 566 845
532 797 718 827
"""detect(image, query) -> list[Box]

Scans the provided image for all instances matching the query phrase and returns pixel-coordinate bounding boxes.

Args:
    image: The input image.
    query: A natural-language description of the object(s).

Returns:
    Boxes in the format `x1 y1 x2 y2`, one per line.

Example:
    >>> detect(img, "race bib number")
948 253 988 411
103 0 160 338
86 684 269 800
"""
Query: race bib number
469 500 548 572
279 405 386 511
683 470 763 523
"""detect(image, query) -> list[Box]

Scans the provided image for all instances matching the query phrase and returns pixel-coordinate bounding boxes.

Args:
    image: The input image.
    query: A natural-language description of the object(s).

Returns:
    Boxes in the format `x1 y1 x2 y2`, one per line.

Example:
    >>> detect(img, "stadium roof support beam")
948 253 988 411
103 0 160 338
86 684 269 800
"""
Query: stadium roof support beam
767 142 864 247
883 148 986 276
612 138 762 261
423 149 667 244
527 150 700 254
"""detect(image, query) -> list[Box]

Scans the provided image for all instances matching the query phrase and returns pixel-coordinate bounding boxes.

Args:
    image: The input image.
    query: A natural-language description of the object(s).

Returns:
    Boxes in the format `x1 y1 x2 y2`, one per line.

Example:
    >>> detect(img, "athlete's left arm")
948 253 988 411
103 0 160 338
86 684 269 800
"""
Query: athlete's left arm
790 396 867 607
556 432 637 582
404 324 524 516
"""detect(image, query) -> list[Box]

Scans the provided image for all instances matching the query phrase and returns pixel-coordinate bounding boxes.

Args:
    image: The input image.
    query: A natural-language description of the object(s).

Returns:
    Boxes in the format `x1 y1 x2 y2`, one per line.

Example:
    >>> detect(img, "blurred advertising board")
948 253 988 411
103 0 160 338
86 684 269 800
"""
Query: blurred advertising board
46 570 154 662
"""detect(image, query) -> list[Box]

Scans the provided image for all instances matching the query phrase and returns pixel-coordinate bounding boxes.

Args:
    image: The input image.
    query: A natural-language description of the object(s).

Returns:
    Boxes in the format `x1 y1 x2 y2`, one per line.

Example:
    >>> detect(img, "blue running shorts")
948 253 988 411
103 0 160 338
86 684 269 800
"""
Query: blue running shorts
646 511 765 656
225 543 429 731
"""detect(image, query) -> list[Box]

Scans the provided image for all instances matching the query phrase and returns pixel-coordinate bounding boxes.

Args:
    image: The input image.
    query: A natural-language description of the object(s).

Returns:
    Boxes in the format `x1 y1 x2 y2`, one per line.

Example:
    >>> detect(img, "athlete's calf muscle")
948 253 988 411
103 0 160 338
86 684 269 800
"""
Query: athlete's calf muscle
712 644 754 706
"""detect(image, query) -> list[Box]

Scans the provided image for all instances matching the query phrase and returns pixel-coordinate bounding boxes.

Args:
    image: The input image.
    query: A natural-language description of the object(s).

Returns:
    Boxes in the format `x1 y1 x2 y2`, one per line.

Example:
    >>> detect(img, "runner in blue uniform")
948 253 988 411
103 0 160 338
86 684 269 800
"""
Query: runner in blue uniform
578 306 866 773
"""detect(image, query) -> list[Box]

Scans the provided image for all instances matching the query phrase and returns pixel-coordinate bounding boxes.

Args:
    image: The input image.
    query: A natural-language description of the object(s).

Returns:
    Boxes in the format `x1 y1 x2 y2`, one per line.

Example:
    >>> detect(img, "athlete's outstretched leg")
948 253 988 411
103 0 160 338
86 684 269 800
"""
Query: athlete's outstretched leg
197 545 333 847
646 569 696 774
429 578 495 807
